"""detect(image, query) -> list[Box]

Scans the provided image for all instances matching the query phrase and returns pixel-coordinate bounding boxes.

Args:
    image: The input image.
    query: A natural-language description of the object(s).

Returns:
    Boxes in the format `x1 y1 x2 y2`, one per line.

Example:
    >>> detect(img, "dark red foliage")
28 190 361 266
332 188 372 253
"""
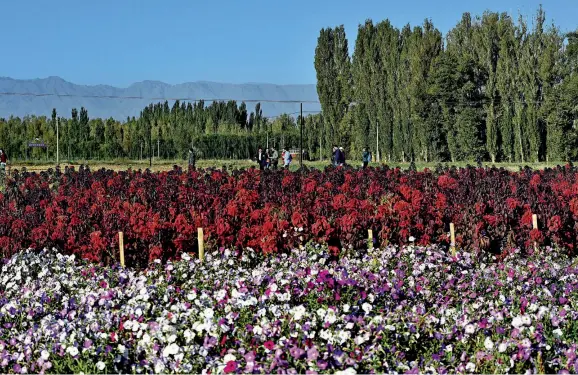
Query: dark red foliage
1 164 577 265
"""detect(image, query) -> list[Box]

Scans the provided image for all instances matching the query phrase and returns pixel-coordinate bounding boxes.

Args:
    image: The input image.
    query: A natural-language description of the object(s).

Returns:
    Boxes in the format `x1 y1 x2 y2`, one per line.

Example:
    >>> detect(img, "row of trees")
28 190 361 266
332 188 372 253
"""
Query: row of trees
315 6 578 162
0 101 327 161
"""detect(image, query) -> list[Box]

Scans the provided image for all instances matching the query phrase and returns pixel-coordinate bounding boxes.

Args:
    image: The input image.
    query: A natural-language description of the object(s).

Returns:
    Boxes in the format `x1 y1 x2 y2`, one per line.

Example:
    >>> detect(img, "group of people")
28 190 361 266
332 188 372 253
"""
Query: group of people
332 146 373 169
255 147 292 170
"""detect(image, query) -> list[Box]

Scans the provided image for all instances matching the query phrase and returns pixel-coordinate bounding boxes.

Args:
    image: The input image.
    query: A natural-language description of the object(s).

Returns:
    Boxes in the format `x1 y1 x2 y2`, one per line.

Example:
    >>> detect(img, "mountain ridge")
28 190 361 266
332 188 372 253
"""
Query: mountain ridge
0 76 321 120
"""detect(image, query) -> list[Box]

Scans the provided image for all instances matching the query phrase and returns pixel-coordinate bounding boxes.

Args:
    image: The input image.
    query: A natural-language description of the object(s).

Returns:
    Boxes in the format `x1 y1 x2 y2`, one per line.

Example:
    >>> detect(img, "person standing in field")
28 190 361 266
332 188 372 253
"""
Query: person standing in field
188 148 196 171
269 147 279 170
256 147 267 170
0 150 7 171
339 147 345 165
362 147 372 169
283 148 292 169
332 146 338 166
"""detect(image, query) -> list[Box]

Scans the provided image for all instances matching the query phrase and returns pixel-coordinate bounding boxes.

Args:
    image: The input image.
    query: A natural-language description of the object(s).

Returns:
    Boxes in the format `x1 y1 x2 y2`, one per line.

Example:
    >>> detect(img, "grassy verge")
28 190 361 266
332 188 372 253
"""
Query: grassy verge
3 158 563 173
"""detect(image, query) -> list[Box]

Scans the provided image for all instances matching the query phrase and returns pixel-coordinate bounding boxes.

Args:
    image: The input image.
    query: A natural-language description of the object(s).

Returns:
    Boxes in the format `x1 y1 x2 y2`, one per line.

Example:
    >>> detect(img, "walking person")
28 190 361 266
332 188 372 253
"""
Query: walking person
188 148 196 171
362 147 372 169
332 146 339 167
282 148 292 169
339 147 346 166
269 147 279 170
255 147 267 170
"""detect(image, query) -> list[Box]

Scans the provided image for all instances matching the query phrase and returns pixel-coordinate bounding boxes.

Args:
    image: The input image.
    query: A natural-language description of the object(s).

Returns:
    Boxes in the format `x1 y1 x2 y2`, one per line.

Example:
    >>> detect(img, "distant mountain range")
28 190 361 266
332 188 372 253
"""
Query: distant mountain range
0 76 321 121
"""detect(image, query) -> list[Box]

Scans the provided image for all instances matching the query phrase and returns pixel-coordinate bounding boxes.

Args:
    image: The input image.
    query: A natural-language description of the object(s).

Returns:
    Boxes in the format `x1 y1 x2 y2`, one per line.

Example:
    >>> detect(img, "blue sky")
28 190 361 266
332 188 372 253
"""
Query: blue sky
1 0 576 87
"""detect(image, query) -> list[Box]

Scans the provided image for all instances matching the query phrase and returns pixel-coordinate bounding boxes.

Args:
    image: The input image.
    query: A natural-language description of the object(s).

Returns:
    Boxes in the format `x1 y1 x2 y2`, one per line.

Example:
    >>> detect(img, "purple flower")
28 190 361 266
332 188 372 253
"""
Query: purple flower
307 347 319 361
289 346 305 360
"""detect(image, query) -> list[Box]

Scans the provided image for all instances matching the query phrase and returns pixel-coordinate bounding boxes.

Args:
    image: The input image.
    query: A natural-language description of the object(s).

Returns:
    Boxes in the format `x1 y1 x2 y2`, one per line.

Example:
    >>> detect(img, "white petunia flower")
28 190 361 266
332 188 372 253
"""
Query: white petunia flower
362 303 372 314
511 316 523 328
464 324 476 334
162 343 179 357
335 368 357 375
96 361 106 371
498 342 508 353
66 346 79 357
484 337 494 350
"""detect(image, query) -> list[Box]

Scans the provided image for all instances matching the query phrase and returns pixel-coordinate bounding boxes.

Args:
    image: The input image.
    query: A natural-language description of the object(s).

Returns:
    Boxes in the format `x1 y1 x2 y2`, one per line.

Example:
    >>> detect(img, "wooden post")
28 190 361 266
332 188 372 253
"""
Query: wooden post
532 214 538 252
118 232 125 267
198 228 204 261
368 229 373 248
450 223 456 256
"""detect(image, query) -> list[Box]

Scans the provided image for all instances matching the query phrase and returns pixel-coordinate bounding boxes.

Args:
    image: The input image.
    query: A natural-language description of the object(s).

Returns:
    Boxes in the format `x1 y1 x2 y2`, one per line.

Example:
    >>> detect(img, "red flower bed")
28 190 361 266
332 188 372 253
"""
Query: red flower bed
1 165 577 265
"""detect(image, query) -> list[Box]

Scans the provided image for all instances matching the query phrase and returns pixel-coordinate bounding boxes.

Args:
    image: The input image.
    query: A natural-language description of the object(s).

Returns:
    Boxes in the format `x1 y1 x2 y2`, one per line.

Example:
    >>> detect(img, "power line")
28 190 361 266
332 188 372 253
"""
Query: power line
0 90 555 106
0 91 320 104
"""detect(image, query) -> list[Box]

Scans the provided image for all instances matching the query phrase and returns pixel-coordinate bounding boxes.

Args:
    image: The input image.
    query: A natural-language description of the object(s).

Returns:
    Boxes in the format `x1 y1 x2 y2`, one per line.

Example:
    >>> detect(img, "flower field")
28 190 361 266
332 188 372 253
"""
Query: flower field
2 165 578 374
1 165 578 264
1 244 578 374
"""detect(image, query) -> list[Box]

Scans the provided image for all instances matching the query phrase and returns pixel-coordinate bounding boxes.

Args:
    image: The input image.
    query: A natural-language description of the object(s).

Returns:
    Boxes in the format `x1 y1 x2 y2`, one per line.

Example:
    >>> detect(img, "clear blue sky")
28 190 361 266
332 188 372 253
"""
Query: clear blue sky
1 0 576 87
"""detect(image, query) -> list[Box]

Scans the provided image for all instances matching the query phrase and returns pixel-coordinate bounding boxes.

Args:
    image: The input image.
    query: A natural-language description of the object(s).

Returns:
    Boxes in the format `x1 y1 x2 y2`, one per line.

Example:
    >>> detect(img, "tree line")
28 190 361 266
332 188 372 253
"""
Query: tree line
0 100 328 161
315 6 578 163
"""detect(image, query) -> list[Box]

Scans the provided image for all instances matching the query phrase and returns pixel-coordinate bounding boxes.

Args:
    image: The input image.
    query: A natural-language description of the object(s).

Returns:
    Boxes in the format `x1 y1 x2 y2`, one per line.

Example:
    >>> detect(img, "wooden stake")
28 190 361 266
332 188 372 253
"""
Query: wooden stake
532 214 538 252
368 229 373 248
118 232 125 267
450 223 456 256
198 228 204 261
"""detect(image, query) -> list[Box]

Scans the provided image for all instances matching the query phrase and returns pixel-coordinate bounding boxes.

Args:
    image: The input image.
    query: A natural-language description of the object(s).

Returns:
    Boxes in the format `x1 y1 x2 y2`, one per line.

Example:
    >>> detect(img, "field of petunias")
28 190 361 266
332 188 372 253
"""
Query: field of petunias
1 164 578 264
2 244 578 374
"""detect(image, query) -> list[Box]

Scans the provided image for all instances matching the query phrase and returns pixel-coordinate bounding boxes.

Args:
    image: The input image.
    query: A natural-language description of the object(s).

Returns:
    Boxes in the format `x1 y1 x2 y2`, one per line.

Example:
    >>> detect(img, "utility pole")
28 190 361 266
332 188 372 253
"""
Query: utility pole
158 139 160 159
56 116 59 166
300 103 303 169
149 122 152 168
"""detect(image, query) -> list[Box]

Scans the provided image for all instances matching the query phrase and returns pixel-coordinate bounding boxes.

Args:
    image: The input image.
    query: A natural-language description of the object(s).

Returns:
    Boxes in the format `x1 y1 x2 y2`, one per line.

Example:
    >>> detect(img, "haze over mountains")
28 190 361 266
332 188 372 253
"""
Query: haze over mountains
0 76 321 120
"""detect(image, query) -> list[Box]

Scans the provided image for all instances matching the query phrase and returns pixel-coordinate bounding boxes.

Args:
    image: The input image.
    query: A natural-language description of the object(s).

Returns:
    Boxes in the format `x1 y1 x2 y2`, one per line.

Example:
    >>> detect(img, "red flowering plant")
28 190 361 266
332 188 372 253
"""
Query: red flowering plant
1 164 578 265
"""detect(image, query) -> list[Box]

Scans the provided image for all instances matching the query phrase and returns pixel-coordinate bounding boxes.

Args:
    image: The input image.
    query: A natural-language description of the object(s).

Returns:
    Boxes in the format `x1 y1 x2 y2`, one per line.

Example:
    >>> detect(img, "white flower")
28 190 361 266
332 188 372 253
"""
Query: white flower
444 345 452 353
223 353 236 363
362 303 373 314
253 325 263 335
291 305 307 321
118 344 126 353
466 362 476 372
325 309 337 324
335 368 357 375
521 315 531 326
96 362 106 371
337 330 351 344
511 316 524 328
343 304 350 313
66 346 79 357
409 236 416 242
464 324 476 334
203 308 214 319
553 328 563 338
168 334 177 343
498 342 508 353
162 343 179 357
484 337 494 350
40 350 49 360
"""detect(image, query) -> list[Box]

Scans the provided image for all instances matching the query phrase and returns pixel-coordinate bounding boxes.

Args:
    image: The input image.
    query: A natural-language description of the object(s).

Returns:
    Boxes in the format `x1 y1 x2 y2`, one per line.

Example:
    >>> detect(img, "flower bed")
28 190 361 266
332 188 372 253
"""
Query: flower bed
1 165 578 264
1 245 578 373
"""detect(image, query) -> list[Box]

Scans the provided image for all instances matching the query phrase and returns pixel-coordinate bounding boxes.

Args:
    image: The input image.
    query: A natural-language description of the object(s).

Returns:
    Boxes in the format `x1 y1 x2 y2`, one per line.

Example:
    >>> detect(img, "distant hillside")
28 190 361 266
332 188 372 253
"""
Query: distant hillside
0 76 321 120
